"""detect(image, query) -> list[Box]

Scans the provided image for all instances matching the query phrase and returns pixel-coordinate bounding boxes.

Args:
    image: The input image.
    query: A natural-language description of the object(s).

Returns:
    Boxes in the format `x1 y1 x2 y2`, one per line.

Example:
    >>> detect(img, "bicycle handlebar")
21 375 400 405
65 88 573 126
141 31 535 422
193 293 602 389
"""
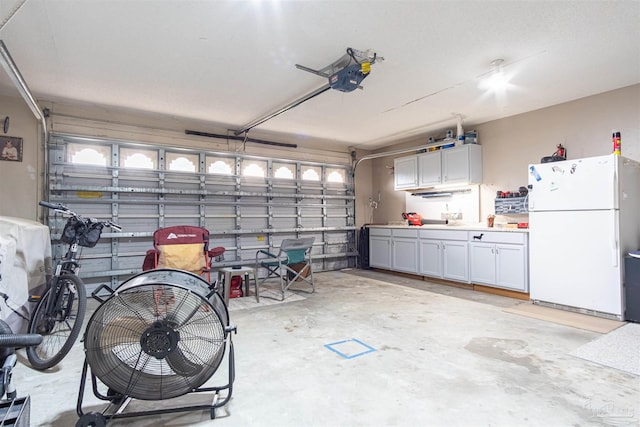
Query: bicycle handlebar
39 201 122 230
106 221 122 231
39 201 68 211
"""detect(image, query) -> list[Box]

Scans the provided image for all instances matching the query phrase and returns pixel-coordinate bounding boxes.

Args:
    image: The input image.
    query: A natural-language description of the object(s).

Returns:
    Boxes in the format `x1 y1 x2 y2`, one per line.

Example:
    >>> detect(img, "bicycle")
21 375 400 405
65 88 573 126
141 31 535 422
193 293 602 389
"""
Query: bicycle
27 201 121 370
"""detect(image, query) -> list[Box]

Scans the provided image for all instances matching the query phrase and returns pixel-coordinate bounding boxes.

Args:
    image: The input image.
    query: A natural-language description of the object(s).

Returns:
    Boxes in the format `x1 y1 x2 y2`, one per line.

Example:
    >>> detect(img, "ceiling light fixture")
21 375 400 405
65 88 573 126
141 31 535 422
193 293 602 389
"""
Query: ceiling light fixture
478 58 510 92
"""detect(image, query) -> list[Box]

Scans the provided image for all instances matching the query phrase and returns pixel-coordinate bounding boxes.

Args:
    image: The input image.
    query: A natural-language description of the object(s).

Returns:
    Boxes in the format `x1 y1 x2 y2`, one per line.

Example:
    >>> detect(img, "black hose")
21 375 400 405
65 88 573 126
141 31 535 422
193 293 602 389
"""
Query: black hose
0 334 43 348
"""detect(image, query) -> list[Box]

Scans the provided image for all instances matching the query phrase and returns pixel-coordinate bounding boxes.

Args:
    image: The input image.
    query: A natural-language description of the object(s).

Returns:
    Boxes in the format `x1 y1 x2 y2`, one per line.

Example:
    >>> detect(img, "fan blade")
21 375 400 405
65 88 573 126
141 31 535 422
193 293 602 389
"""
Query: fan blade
165 345 202 376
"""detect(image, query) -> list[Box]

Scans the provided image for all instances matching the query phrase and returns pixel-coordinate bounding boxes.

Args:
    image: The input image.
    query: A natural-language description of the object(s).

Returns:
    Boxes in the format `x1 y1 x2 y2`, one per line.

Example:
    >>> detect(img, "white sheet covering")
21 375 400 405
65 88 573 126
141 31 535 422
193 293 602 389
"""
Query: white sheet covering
0 216 52 333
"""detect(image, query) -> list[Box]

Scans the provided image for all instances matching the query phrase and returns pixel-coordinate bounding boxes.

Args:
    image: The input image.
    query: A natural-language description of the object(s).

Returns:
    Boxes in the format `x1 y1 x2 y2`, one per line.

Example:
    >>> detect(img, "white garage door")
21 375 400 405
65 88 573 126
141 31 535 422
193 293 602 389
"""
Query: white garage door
45 134 356 291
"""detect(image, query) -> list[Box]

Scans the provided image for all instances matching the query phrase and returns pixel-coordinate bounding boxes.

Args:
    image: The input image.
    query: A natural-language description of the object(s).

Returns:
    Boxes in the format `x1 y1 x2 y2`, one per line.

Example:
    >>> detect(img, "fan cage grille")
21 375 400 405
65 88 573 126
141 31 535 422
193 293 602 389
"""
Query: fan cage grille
85 281 227 400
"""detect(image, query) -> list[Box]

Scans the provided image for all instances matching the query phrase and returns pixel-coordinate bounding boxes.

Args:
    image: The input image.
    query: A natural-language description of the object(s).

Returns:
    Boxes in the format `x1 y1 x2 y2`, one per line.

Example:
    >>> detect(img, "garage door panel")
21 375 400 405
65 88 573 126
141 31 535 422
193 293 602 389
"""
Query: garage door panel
272 217 297 229
164 205 200 218
241 183 268 193
206 203 235 216
240 217 268 230
119 239 153 253
47 135 356 286
206 218 236 231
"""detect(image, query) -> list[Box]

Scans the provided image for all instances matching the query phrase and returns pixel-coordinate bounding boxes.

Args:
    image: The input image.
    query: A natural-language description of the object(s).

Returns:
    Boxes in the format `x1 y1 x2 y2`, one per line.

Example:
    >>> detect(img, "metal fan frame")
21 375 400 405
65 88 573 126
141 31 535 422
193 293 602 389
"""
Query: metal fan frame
76 269 237 425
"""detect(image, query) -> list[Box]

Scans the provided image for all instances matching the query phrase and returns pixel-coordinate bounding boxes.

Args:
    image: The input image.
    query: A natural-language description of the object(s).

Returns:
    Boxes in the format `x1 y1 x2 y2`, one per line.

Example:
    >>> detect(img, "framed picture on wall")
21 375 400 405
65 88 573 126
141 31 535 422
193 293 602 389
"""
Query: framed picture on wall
0 136 23 162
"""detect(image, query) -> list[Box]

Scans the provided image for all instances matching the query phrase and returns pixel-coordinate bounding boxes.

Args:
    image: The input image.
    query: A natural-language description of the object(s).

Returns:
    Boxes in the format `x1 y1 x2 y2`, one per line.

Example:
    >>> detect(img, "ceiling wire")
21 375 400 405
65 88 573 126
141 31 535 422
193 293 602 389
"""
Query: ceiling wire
382 50 547 114
0 0 28 32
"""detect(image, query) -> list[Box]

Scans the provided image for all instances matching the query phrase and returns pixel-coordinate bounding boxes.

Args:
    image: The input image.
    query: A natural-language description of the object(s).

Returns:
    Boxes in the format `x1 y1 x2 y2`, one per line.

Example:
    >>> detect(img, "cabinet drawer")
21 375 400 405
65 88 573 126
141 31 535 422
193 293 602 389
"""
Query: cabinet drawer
392 228 418 238
419 229 468 241
469 231 526 244
369 228 391 237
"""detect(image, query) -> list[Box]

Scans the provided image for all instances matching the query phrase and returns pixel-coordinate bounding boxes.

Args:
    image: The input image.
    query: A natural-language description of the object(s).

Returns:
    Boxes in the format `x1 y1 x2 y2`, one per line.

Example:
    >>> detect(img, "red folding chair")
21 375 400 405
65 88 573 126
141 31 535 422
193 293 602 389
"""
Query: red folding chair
142 225 224 284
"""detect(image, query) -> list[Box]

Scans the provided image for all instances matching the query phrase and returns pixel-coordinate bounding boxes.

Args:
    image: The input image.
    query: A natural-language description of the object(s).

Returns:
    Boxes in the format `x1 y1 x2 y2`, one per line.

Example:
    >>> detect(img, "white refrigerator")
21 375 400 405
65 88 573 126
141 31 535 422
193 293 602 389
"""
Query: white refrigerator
528 154 640 320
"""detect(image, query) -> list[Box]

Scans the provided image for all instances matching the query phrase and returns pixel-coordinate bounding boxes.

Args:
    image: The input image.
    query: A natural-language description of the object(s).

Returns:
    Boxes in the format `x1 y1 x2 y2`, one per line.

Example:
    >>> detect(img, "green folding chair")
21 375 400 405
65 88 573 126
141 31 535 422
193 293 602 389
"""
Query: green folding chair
255 237 315 301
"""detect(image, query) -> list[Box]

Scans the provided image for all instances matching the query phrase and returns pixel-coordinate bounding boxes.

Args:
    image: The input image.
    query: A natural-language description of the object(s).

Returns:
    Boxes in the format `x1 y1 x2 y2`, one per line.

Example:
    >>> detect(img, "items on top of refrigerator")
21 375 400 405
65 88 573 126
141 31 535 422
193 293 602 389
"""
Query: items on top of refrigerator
541 143 566 163
613 131 621 155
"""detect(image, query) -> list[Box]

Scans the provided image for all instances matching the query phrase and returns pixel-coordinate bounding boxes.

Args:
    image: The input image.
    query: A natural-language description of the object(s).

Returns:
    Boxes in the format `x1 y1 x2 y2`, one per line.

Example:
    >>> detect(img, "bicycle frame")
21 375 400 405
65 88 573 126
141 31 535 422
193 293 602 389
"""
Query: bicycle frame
28 200 121 369
38 242 82 333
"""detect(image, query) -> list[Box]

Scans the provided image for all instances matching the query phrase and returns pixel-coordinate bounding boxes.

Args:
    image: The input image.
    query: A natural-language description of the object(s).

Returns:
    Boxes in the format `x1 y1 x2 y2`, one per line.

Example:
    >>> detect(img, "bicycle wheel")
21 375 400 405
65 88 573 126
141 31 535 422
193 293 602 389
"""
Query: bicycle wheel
27 273 87 370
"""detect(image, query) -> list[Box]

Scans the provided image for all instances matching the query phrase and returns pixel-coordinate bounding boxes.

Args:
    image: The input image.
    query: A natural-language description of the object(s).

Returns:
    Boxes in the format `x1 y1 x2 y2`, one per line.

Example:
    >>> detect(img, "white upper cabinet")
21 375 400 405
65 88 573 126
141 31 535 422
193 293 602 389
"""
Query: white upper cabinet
441 144 482 185
396 144 483 190
394 155 418 190
418 151 442 187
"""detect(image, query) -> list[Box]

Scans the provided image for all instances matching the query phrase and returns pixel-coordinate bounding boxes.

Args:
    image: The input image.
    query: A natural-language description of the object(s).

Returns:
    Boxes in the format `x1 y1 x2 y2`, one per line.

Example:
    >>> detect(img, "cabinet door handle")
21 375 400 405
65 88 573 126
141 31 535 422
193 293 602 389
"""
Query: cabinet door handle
473 233 484 240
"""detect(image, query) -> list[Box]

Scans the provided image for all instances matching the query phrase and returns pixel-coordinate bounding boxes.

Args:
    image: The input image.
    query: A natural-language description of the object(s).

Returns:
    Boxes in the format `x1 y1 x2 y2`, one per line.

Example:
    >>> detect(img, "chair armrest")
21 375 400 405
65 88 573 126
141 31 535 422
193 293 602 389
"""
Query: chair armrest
142 249 159 271
208 246 225 258
256 249 278 262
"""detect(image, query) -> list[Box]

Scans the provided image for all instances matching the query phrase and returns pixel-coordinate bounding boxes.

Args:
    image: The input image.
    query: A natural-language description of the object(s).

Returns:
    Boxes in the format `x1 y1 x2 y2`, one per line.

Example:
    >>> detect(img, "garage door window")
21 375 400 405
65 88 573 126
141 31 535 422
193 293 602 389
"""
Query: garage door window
121 148 156 169
274 163 295 179
207 157 234 175
301 166 320 181
242 160 266 178
327 168 345 183
167 153 197 172
69 144 109 166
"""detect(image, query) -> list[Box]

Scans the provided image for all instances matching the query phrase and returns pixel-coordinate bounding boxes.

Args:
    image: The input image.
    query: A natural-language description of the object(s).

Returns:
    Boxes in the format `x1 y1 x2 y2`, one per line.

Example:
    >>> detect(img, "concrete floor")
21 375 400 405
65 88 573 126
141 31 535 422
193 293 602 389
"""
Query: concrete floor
10 269 640 426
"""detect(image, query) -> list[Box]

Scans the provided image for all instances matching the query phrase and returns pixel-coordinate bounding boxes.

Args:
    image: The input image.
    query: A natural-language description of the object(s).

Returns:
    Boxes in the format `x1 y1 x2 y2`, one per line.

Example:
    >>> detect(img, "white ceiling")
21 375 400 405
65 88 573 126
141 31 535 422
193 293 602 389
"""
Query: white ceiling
0 0 638 150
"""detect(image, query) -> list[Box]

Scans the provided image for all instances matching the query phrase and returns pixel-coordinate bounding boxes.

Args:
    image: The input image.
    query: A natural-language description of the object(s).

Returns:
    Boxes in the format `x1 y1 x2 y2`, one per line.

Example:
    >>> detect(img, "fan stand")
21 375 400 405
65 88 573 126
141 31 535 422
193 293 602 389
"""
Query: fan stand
75 326 236 427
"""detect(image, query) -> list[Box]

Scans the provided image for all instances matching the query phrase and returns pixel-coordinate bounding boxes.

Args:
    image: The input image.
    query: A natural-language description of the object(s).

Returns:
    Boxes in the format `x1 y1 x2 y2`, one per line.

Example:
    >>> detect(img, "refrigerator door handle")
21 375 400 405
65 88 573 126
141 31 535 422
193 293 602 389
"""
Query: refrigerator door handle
612 210 619 267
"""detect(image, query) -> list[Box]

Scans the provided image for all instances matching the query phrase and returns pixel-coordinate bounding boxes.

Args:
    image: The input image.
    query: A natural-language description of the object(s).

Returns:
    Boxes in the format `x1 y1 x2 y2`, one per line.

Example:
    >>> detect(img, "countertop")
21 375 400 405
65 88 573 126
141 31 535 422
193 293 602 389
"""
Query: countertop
366 223 529 233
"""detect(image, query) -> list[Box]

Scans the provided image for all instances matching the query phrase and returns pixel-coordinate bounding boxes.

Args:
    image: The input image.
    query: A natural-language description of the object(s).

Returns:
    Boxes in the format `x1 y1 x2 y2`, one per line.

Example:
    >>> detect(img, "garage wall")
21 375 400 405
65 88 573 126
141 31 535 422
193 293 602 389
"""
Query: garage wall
0 97 41 220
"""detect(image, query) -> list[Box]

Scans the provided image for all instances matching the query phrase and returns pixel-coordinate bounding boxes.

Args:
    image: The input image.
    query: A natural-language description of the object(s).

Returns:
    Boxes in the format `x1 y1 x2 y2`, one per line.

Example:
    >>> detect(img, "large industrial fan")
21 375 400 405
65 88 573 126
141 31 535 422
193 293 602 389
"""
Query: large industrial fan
76 269 236 426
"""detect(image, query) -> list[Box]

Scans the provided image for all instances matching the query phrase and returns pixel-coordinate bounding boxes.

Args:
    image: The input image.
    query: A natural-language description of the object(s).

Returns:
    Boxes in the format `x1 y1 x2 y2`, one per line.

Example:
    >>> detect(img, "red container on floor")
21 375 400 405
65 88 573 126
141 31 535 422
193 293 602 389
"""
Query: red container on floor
229 276 243 298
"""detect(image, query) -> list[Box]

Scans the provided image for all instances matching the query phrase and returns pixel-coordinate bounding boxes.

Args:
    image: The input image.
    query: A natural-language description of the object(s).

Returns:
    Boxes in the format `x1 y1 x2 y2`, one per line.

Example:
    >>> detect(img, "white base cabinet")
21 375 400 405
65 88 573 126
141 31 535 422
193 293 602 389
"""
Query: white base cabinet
470 231 528 292
370 227 418 274
442 240 469 282
419 229 469 282
369 226 528 293
391 228 419 274
369 230 392 270
419 239 441 277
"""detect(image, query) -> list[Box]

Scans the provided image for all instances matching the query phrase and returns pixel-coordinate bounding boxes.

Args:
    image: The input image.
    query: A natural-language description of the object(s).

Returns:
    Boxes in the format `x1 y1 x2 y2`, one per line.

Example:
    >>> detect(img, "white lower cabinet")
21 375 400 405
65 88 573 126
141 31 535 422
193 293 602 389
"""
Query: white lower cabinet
369 228 392 269
419 239 441 277
392 235 419 274
370 227 418 273
469 231 528 292
419 229 469 282
442 240 469 282
369 227 528 293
